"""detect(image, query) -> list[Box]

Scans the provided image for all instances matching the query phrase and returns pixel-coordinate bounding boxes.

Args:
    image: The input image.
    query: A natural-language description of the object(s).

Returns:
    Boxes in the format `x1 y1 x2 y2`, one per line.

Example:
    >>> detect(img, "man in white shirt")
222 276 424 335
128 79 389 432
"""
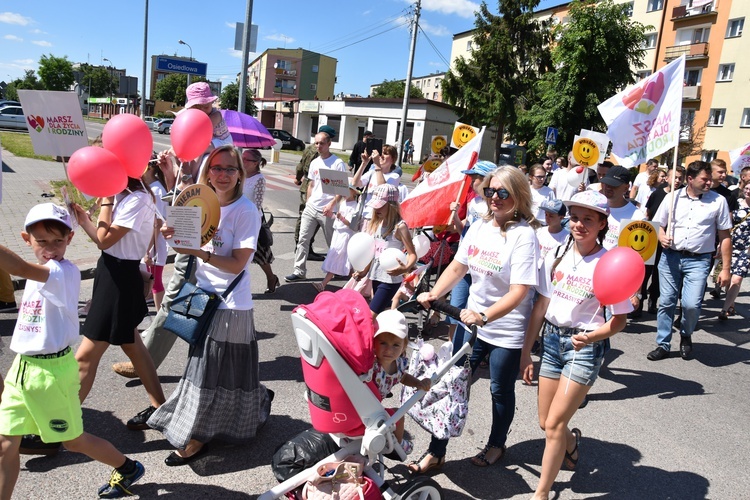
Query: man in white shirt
549 152 587 201
629 158 658 206
286 130 347 281
648 161 732 361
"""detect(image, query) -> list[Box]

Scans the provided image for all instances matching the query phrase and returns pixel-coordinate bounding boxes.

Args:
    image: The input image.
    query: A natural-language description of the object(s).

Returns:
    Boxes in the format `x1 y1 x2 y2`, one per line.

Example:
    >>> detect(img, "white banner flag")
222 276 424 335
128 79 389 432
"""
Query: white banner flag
597 56 685 168
18 90 89 157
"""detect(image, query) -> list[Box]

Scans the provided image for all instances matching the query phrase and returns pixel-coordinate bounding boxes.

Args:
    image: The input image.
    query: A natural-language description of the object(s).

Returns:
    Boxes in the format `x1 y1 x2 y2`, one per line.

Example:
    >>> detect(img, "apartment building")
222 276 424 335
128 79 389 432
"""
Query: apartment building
368 72 447 102
451 0 749 168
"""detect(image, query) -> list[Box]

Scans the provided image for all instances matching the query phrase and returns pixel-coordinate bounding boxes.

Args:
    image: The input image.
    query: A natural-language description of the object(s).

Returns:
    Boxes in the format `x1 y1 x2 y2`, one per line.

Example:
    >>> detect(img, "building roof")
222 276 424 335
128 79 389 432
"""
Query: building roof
452 0 571 39
344 97 456 111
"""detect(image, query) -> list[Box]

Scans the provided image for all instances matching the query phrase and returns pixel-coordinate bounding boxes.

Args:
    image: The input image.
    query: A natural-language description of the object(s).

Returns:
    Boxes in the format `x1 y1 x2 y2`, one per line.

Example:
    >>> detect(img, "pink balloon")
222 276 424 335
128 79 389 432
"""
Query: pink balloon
68 147 128 198
593 247 646 305
170 109 213 161
102 114 153 178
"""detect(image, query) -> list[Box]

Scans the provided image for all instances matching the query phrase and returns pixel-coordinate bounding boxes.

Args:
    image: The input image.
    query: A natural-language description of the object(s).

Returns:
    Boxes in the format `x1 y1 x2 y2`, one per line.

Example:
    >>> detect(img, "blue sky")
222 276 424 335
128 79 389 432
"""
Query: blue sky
0 0 563 98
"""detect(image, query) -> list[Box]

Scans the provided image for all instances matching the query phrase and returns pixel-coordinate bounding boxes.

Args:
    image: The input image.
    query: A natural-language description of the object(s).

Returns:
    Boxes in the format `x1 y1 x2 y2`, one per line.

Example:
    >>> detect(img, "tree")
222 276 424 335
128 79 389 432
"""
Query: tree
154 73 206 105
525 0 650 155
5 70 44 100
38 54 74 91
78 63 118 98
219 82 258 115
370 79 423 99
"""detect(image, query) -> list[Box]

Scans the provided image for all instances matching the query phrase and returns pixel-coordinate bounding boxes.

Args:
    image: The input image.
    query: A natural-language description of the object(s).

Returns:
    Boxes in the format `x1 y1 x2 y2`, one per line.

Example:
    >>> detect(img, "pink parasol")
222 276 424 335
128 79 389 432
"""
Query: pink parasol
219 109 276 148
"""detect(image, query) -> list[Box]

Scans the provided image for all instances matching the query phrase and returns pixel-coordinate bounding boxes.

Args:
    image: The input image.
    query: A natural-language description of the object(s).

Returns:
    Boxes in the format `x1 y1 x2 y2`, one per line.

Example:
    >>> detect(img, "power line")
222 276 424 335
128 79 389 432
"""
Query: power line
418 25 451 68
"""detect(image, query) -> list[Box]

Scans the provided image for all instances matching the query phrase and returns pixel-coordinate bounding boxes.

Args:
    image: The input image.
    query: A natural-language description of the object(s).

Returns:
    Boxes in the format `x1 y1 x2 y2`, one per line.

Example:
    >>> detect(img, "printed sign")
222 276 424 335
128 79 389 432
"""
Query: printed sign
430 135 447 154
449 122 479 150
319 168 350 197
571 137 600 167
166 206 202 250
18 90 89 157
618 219 658 265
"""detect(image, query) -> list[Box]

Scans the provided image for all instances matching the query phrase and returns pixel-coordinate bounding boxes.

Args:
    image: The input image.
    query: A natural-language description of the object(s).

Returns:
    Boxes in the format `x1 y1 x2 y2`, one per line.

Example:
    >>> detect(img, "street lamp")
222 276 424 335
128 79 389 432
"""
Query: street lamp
178 39 193 86
103 57 113 118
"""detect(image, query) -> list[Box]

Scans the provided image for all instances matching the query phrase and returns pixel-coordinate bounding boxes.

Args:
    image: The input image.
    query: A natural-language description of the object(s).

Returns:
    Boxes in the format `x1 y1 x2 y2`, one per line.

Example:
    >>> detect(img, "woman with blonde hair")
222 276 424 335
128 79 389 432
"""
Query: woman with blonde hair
411 166 540 474
148 145 272 465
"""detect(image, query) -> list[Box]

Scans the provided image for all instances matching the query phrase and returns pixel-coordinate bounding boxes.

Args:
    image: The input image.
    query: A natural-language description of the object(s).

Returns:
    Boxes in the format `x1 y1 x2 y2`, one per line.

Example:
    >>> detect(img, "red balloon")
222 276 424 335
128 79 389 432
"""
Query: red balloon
170 109 213 161
102 114 153 178
593 247 646 305
68 147 128 198
575 166 584 174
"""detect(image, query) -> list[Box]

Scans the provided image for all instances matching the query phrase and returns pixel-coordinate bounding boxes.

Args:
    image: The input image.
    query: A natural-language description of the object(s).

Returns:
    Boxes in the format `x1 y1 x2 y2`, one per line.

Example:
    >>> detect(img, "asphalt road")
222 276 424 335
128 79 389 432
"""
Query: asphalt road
1 151 750 499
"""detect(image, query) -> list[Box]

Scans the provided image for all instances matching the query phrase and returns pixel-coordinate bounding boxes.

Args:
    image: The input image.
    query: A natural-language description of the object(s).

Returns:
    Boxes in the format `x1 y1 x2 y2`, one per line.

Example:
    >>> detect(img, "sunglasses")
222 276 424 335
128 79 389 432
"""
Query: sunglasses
483 187 510 199
209 166 240 175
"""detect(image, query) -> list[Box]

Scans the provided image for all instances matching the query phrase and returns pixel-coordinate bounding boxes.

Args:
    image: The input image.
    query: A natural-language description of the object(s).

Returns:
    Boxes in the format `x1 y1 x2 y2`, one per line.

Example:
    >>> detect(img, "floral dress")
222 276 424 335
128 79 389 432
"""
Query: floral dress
730 200 750 277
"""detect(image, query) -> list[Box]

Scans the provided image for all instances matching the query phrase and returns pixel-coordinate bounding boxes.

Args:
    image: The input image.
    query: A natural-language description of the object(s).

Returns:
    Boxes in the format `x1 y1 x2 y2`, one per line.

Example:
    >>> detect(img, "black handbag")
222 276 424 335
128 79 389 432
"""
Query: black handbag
258 211 274 248
163 255 245 346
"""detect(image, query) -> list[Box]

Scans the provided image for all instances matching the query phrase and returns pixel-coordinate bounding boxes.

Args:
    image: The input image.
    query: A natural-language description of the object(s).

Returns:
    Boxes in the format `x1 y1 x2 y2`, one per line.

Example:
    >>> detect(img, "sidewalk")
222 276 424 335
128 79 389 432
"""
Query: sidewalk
1 148 102 288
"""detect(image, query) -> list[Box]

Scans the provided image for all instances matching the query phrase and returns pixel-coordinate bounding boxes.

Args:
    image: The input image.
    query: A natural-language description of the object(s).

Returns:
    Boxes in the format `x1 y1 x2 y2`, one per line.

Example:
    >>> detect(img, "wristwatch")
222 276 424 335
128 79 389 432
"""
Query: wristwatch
479 311 488 326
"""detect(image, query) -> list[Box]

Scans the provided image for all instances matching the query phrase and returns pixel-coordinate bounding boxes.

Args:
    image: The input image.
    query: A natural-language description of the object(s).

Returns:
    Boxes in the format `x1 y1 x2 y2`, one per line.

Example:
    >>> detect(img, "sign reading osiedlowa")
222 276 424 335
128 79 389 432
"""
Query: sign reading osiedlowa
18 90 89 156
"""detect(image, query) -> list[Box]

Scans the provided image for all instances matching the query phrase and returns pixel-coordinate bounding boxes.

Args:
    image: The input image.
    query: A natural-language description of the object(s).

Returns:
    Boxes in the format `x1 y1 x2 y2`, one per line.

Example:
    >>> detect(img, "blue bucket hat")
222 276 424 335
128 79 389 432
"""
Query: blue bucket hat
462 160 496 177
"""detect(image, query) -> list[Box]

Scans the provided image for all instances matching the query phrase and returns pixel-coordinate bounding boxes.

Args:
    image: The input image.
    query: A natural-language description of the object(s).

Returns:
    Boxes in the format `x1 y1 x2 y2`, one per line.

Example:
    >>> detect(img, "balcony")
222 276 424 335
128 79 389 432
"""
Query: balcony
664 42 709 62
683 85 701 101
671 2 717 22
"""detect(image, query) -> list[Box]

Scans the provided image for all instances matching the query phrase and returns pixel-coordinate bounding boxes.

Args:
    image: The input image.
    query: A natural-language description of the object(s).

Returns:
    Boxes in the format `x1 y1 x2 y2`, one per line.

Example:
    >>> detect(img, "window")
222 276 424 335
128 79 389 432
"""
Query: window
684 68 701 86
708 108 725 126
433 92 438 100
727 18 744 38
435 78 441 89
275 59 292 70
637 70 653 80
680 109 696 141
647 0 663 12
741 109 750 127
702 150 718 162
717 64 735 82
425 80 431 88
644 33 657 49
466 40 473 51
693 27 710 43
310 83 317 91
624 1 634 17
312 65 319 73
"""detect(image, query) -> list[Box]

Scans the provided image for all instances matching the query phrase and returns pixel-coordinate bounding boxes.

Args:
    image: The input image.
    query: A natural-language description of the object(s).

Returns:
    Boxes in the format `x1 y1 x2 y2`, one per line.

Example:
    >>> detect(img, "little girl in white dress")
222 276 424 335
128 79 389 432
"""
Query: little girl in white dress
313 187 359 292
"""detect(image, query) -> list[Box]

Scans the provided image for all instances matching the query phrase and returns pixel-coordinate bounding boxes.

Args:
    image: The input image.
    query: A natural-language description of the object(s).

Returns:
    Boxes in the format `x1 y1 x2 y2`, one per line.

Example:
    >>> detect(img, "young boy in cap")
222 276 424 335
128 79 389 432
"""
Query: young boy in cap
0 203 145 499
537 199 570 267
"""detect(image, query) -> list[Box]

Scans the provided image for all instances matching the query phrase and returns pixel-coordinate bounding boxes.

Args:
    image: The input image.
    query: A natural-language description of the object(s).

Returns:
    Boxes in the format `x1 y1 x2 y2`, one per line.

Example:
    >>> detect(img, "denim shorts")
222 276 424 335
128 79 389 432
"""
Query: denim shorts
538 321 607 386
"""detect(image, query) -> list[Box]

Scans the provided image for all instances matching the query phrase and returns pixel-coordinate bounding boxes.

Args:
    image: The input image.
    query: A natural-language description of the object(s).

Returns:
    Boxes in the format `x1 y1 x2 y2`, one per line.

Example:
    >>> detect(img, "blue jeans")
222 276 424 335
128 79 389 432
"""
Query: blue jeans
656 249 712 350
448 273 472 363
428 339 521 456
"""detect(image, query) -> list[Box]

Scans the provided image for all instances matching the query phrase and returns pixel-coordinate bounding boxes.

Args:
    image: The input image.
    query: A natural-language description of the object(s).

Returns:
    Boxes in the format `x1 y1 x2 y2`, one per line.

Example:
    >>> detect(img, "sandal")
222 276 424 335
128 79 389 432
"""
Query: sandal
562 428 581 471
727 306 736 316
408 452 445 475
312 282 324 293
470 445 505 467
719 310 729 321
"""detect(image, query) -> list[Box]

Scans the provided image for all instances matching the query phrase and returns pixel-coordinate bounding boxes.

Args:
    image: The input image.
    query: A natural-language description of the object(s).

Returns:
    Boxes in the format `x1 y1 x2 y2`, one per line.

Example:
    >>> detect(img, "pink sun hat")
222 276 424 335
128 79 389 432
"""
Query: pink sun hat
185 82 218 109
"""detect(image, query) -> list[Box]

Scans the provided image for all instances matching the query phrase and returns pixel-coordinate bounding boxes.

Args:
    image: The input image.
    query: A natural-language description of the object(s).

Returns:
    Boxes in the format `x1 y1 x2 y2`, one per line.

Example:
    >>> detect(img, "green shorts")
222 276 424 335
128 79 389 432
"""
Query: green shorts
0 349 83 443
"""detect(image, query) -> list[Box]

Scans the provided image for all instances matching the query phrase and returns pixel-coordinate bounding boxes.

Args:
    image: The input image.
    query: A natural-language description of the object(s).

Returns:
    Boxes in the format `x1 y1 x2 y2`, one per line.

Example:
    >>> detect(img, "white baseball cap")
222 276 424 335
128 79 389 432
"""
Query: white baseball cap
24 203 73 230
374 309 408 339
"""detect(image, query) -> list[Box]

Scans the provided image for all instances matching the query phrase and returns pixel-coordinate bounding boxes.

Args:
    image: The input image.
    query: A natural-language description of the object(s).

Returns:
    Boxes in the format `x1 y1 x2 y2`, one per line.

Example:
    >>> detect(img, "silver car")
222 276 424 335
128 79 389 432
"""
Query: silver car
0 106 28 131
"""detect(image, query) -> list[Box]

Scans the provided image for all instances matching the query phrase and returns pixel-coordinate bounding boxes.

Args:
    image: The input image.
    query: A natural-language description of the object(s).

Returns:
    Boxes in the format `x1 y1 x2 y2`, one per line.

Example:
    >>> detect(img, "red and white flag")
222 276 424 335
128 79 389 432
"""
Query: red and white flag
401 127 485 228
597 55 684 168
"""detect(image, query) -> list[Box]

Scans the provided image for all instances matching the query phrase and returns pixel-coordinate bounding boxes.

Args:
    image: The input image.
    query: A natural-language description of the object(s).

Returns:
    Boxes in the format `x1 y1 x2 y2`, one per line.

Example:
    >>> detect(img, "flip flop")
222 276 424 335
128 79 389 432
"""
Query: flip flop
563 428 581 470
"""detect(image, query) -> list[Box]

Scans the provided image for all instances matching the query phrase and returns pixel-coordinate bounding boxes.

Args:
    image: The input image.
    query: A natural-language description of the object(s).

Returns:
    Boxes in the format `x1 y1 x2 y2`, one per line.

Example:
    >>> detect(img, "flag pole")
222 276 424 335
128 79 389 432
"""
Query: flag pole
666 144 679 242
447 176 468 225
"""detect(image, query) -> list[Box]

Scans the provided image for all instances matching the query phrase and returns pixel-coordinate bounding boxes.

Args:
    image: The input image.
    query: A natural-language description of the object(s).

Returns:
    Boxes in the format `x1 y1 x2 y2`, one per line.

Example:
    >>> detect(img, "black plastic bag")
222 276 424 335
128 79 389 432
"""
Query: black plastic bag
271 428 340 482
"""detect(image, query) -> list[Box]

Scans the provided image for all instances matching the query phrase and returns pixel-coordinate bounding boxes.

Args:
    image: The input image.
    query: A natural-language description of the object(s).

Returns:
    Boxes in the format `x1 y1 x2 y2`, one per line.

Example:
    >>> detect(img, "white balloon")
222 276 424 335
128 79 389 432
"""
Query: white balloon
567 167 585 188
347 233 375 272
379 247 405 271
412 233 430 259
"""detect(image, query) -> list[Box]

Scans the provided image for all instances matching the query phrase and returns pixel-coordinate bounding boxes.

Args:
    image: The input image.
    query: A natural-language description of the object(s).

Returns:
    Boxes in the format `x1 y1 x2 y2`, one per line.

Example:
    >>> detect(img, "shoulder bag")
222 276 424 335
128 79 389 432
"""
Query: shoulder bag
258 210 274 248
163 255 245 346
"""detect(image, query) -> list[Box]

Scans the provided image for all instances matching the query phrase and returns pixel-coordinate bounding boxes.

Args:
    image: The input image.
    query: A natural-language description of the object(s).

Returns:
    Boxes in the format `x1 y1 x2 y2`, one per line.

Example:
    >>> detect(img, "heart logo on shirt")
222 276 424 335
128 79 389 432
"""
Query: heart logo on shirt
467 245 480 258
553 270 564 284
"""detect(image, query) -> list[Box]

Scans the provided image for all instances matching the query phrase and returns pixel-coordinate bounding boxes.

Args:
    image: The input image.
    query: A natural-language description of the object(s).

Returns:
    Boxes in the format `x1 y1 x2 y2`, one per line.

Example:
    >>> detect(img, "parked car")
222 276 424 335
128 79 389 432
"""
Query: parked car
268 128 306 151
0 100 21 109
0 106 28 131
157 118 174 134
143 116 159 130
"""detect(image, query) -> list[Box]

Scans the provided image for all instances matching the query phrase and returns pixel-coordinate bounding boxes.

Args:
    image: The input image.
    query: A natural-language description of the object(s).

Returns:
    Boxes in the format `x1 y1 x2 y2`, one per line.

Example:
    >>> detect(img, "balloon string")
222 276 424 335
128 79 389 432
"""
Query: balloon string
172 158 183 207
564 304 602 395
134 179 166 222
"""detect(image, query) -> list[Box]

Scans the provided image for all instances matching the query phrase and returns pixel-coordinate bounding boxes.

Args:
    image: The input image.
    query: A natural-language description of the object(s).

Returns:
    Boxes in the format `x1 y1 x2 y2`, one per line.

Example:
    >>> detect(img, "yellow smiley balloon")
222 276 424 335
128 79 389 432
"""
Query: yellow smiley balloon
431 135 447 154
618 221 657 263
423 158 443 173
572 138 600 167
452 124 477 149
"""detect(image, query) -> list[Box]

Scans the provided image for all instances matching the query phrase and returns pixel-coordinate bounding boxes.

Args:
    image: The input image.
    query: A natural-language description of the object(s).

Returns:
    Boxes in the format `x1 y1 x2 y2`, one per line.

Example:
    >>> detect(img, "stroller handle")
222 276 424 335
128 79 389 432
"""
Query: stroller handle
397 298 478 347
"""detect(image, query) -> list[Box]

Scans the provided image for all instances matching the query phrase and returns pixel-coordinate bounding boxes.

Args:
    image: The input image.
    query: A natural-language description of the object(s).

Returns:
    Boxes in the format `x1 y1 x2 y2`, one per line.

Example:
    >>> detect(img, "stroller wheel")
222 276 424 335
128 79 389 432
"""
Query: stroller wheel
397 476 443 500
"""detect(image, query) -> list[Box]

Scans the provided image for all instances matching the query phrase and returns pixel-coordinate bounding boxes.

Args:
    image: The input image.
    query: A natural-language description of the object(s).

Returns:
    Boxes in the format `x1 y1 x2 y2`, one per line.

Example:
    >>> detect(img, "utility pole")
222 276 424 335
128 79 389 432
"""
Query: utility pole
238 0 253 114
397 0 420 165
141 0 149 118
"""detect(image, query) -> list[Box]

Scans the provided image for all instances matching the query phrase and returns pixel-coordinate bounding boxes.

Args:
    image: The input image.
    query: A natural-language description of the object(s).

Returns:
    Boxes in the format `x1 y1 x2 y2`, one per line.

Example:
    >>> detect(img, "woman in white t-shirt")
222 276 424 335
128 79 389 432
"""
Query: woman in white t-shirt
522 190 632 500
148 145 272 465
529 164 555 224
73 177 166 420
352 145 402 219
411 166 540 474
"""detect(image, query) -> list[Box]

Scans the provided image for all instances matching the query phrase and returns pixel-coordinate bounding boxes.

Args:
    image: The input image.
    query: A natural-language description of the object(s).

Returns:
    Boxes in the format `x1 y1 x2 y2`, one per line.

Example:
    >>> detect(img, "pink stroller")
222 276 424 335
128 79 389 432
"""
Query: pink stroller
260 289 474 500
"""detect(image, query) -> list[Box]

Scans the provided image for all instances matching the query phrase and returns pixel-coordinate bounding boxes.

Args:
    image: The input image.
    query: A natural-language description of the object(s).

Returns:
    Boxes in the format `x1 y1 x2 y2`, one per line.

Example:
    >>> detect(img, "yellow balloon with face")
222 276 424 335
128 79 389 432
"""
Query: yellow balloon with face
431 135 447 154
452 125 477 149
618 221 657 263
572 138 600 167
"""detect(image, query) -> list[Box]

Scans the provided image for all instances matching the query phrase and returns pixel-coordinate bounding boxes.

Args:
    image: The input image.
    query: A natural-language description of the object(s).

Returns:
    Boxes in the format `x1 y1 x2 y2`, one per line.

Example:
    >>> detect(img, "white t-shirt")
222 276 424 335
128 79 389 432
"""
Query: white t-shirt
148 181 168 266
11 259 80 355
196 196 260 310
107 190 155 260
361 167 401 218
632 171 649 200
307 154 347 211
531 186 555 223
536 226 569 268
537 246 633 330
455 219 539 349
398 184 410 203
635 184 655 208
603 202 645 250
466 196 486 229
549 168 587 201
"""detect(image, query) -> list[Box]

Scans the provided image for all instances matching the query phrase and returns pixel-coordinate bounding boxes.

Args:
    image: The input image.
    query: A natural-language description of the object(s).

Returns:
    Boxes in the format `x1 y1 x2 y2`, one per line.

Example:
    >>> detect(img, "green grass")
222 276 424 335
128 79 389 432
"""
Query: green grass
0 132 56 161
49 180 98 214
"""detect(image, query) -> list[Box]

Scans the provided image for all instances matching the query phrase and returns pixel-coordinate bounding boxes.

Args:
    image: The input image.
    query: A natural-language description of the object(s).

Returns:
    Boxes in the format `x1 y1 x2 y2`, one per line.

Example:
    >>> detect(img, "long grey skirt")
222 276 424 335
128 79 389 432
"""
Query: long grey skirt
148 308 272 449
